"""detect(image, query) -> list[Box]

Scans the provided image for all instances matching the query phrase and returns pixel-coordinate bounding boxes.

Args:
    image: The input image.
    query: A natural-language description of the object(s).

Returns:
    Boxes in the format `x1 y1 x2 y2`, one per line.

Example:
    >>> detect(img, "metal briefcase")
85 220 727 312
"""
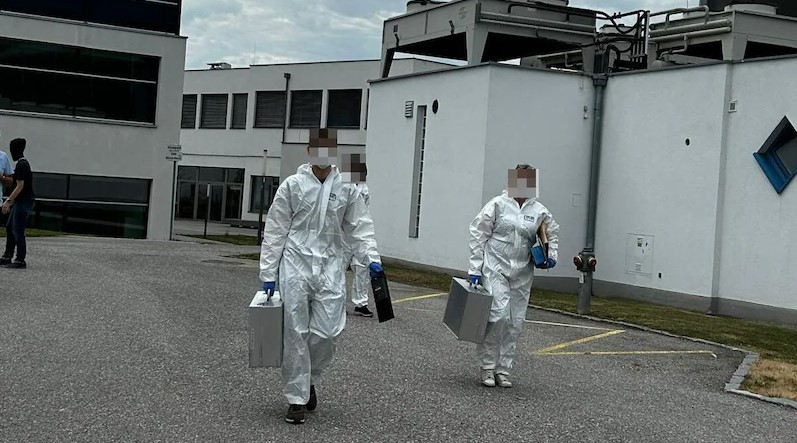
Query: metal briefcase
443 277 492 344
248 290 283 368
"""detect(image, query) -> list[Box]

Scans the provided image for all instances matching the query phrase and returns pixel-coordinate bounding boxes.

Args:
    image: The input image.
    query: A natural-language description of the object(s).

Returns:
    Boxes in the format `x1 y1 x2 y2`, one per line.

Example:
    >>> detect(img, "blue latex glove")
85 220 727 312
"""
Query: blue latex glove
262 281 276 296
468 274 481 286
545 258 557 269
369 262 383 278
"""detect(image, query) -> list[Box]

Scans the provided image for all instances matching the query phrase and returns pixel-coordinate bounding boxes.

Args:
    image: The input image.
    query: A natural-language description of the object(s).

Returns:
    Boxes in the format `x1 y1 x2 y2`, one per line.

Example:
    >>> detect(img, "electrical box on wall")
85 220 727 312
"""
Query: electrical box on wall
625 234 654 275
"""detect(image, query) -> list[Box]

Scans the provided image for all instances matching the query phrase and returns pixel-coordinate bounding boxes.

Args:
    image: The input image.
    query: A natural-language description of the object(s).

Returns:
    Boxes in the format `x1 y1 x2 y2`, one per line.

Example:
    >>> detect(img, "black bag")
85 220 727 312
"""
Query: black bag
370 271 395 323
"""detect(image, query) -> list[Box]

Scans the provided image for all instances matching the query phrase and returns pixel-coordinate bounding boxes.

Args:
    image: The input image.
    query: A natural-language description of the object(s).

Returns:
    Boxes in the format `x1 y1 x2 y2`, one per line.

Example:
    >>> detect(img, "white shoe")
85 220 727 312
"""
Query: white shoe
495 373 512 388
481 369 496 387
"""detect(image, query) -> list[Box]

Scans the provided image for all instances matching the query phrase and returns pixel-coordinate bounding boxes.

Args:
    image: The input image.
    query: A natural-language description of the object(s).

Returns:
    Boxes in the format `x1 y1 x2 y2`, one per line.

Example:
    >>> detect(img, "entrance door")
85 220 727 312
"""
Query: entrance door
225 185 242 220
198 184 224 222
177 182 196 219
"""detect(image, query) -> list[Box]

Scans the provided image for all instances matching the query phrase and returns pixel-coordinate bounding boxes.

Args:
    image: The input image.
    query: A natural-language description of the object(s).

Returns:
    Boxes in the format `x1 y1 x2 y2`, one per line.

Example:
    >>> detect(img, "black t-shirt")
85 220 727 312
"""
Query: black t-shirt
13 159 34 203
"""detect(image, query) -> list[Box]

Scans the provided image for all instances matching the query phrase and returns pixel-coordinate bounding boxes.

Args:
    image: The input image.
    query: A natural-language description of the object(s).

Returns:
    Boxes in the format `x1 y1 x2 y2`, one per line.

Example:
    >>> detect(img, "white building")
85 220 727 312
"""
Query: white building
0 1 186 240
178 59 449 224
366 2 797 324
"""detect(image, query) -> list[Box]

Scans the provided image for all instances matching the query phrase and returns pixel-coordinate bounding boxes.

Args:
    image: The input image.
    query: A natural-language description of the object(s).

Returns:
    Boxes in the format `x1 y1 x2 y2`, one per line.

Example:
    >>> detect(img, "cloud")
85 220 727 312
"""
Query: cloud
180 0 691 69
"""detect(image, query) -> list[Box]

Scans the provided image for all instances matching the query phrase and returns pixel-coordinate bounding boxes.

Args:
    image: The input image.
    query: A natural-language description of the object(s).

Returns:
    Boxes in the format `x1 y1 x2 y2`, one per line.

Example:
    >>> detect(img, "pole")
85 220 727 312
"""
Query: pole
169 161 177 241
578 74 607 315
257 176 265 244
203 185 210 239
257 150 268 245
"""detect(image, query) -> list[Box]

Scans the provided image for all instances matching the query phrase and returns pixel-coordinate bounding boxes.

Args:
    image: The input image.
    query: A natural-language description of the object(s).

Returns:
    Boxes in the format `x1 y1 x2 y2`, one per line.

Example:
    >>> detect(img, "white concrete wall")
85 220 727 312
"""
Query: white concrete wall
718 58 797 311
0 13 186 240
483 66 594 281
180 59 448 221
366 67 491 271
595 65 728 298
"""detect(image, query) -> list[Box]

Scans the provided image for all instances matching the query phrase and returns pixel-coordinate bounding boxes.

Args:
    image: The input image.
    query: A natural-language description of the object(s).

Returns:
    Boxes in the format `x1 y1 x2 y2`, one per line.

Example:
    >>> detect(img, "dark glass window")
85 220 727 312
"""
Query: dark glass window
198 167 225 183
0 37 159 82
177 166 199 181
327 89 362 129
181 95 197 129
254 91 286 128
0 37 160 124
250 176 280 212
200 94 228 129
68 175 150 204
231 93 248 129
1 0 182 35
289 90 322 128
226 168 245 184
32 173 68 199
26 173 151 239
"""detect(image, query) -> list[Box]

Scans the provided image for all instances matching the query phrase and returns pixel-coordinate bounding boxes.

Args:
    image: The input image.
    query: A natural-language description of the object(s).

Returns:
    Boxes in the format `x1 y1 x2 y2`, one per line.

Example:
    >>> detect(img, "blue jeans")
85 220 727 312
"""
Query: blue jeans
3 200 33 262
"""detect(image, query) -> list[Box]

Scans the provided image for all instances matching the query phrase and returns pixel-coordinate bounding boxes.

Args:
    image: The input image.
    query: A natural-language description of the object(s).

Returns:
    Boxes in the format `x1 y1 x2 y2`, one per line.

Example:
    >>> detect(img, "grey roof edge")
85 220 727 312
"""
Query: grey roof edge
185 57 454 73
368 61 589 84
529 304 797 411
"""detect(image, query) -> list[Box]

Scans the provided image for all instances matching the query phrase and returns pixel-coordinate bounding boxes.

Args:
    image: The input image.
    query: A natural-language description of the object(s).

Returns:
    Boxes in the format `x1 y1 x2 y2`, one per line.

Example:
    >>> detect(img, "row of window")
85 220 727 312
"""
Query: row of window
181 89 364 130
29 172 151 239
0 37 160 124
0 0 182 35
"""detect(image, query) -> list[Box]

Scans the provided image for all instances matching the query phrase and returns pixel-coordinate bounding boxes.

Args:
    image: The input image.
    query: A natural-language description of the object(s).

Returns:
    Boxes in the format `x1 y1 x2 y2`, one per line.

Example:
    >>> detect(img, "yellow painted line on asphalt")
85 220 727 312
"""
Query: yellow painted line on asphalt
539 350 717 356
534 329 625 355
393 292 447 304
525 320 614 331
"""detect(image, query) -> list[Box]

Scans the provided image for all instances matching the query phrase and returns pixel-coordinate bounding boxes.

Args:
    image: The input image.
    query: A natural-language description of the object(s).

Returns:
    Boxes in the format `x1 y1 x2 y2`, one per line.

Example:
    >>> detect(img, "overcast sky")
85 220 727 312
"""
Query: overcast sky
180 0 697 69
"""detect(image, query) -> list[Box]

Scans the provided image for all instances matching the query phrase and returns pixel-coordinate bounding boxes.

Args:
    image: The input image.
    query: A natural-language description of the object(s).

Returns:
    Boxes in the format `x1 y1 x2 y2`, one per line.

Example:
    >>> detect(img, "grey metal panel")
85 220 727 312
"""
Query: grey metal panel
248 291 283 368
443 277 492 344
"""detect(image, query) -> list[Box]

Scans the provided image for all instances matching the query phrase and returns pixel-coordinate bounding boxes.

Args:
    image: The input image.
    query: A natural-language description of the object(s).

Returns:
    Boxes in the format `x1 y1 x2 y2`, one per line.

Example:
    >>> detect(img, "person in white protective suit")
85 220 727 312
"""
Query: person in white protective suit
340 152 373 317
259 131 382 424
467 164 559 388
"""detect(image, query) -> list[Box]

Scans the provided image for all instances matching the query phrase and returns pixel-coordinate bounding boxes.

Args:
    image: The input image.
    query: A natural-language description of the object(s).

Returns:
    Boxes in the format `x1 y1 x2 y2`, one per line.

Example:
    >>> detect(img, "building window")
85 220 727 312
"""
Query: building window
409 105 427 238
250 176 281 212
289 90 322 128
1 0 183 35
230 93 248 129
0 37 160 124
176 166 246 221
364 89 370 130
181 94 197 129
200 94 228 129
253 91 286 128
30 172 151 239
755 116 797 194
327 89 362 129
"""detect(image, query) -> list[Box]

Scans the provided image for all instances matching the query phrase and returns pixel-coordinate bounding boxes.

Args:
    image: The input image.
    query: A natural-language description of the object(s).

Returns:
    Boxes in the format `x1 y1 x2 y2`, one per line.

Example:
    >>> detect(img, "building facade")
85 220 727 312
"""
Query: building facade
0 1 187 240
366 58 797 325
178 59 449 224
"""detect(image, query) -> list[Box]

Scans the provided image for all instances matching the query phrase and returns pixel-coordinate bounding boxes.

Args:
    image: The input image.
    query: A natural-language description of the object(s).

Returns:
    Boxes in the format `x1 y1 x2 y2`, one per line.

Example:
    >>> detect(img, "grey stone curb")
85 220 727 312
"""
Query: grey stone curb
529 303 797 410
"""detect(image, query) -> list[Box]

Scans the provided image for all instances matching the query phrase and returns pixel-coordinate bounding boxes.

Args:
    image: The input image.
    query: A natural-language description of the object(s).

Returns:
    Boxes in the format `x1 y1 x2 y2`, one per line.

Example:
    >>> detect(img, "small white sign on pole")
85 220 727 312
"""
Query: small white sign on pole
166 144 182 161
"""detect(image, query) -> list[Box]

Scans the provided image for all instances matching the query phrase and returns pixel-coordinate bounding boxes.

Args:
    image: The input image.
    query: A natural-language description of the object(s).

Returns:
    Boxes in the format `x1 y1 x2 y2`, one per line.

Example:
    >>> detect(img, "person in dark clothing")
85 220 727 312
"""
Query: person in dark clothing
1 138 35 269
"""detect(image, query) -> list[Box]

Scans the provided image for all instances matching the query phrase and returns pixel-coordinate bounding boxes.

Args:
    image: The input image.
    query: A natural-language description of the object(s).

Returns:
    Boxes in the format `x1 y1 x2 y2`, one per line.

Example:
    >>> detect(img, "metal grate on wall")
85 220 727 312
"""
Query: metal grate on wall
409 105 427 238
290 90 322 128
254 91 287 128
200 94 228 129
231 93 248 129
181 94 197 129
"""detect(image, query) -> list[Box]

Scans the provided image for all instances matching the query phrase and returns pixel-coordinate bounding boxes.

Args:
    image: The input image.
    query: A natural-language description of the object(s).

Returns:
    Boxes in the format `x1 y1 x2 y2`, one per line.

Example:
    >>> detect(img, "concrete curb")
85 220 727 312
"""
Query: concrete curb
528 304 797 410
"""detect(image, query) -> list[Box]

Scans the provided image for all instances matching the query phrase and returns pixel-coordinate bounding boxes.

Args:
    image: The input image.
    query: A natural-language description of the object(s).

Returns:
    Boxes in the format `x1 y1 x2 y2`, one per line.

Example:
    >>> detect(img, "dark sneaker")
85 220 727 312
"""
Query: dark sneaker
0 256 11 266
6 261 25 269
306 385 317 412
285 404 306 424
354 306 374 317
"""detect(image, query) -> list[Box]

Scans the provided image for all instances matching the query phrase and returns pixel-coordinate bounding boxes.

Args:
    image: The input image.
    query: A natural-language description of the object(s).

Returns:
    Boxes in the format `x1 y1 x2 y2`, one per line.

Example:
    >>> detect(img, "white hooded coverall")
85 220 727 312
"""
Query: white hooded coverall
260 165 381 405
343 183 371 308
468 191 559 375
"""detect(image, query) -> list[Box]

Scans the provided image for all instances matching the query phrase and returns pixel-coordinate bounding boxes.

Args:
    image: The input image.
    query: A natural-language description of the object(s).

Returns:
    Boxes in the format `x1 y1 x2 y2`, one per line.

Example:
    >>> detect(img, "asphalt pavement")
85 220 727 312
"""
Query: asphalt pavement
1 236 795 442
